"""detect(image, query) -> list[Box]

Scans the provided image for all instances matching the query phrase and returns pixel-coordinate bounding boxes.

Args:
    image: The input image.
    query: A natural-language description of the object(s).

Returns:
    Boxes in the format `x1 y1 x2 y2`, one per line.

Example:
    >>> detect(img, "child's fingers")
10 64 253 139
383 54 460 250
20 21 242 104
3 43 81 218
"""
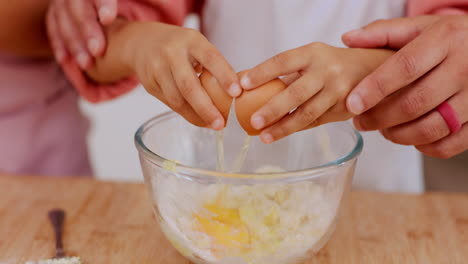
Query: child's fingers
94 0 118 25
170 57 225 130
55 1 91 69
46 7 67 63
68 0 106 56
250 73 324 130
155 60 186 111
158 91 206 127
280 73 301 85
142 75 206 128
299 80 356 131
176 106 208 128
241 48 306 90
154 60 206 126
259 90 336 144
300 109 353 131
192 42 240 97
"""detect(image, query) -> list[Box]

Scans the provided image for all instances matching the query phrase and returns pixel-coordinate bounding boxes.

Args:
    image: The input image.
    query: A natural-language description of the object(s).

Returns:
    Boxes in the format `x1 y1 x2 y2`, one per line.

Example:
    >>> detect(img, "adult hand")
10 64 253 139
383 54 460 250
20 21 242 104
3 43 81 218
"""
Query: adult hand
47 0 118 68
342 15 468 158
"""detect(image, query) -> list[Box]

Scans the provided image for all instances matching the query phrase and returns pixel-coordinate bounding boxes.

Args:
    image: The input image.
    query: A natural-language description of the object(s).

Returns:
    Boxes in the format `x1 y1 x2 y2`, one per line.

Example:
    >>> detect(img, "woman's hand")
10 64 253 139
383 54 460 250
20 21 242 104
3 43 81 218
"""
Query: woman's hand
240 43 394 144
342 15 468 158
90 21 240 130
46 0 118 67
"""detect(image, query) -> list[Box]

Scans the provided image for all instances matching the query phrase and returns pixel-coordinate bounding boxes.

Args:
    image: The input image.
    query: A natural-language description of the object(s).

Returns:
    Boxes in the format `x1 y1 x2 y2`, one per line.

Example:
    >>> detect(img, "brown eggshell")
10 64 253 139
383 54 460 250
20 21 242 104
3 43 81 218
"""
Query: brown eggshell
199 70 233 125
235 78 287 136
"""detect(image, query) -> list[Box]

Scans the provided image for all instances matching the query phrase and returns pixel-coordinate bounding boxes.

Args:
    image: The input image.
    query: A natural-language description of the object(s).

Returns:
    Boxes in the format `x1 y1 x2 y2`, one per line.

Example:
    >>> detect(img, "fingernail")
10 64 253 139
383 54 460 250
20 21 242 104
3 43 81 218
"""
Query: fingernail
345 28 365 37
98 7 112 22
228 82 241 97
211 118 224 130
251 114 265 130
347 93 364 115
88 38 100 56
240 75 252 89
76 53 89 69
261 133 274 144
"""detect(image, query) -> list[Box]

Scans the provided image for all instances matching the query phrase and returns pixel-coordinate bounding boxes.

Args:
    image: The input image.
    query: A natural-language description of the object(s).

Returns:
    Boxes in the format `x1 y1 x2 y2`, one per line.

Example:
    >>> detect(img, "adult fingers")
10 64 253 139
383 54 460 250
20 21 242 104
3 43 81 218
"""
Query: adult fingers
342 16 440 49
55 0 91 68
250 73 324 130
68 0 106 56
416 123 468 159
240 46 308 90
346 23 449 115
354 58 461 131
170 54 225 130
94 0 118 25
192 38 240 97
381 89 468 146
46 6 67 63
259 90 336 144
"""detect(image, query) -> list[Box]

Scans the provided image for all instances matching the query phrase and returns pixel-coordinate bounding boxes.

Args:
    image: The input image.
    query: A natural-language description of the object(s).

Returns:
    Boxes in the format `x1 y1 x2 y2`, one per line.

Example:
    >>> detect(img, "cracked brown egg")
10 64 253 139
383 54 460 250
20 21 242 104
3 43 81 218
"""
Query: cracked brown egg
200 70 286 135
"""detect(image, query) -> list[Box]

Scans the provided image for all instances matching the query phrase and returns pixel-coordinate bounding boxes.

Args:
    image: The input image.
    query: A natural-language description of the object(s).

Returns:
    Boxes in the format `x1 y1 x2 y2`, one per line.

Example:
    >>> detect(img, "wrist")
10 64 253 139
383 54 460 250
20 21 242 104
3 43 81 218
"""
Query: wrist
85 19 139 84
105 18 139 74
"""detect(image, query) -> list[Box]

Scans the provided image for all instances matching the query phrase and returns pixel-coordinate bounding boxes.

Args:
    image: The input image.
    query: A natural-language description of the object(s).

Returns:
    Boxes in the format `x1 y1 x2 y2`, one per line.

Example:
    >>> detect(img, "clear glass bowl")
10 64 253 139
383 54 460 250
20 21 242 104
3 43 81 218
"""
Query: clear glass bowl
135 111 362 264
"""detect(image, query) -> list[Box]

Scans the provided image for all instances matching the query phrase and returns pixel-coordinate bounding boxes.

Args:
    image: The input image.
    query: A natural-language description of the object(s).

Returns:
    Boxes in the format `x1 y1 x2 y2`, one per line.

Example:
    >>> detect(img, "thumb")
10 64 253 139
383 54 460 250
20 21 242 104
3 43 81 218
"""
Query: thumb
95 0 118 25
342 16 441 49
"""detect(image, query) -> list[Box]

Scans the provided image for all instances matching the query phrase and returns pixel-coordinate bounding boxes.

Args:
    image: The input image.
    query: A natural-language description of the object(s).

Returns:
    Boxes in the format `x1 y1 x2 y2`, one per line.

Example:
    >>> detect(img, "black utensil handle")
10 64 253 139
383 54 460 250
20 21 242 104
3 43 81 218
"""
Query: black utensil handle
48 209 65 257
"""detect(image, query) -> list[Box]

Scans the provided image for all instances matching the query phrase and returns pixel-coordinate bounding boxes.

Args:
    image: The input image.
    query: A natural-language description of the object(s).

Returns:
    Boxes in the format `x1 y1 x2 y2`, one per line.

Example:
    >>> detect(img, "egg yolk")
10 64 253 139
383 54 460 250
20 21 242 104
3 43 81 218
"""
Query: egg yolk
194 204 250 249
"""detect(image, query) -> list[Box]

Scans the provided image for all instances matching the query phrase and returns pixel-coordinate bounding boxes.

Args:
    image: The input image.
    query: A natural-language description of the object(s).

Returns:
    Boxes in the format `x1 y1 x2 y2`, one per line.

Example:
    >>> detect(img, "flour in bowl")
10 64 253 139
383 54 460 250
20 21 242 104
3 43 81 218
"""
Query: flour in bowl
154 166 335 264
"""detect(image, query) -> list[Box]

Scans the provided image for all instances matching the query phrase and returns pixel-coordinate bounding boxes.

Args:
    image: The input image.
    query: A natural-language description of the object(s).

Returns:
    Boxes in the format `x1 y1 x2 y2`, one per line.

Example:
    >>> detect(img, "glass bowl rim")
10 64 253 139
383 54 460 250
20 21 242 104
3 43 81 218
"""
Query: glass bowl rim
134 111 363 183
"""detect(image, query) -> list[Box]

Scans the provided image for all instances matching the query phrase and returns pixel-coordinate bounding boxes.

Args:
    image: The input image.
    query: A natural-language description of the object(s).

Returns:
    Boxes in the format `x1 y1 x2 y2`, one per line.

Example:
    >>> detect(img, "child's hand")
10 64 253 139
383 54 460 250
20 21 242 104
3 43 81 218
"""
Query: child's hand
120 22 240 129
240 43 394 143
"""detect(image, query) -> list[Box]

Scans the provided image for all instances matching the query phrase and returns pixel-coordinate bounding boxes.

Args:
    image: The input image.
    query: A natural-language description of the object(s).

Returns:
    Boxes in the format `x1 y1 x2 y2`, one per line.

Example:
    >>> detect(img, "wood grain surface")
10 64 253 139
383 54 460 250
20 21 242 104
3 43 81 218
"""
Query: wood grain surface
1 175 467 264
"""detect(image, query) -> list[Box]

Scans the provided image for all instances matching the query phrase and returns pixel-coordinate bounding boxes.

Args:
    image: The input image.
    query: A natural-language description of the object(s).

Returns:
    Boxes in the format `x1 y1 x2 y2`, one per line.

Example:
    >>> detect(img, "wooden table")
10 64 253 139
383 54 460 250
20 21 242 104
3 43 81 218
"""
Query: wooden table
1 175 468 264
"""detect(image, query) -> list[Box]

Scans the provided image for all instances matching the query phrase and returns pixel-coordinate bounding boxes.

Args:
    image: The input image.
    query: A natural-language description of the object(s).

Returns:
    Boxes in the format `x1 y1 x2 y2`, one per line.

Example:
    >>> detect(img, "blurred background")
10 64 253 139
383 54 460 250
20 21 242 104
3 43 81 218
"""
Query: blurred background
81 15 467 191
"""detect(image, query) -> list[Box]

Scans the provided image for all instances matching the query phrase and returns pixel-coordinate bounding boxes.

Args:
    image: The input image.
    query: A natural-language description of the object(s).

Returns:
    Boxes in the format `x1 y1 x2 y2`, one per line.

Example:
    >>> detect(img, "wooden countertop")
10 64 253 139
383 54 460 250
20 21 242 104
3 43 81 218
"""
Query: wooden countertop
1 175 468 264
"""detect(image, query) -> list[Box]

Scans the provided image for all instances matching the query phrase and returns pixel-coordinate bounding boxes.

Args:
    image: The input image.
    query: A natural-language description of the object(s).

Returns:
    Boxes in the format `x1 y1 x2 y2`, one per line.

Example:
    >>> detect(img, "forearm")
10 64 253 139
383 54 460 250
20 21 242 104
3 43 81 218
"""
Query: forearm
85 18 137 84
0 0 52 57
